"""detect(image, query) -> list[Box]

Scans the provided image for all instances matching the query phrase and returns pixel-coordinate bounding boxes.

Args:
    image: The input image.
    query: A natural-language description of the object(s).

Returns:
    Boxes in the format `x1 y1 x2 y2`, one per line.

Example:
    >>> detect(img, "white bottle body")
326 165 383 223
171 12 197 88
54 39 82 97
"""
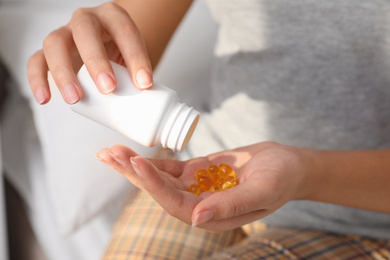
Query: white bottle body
72 61 199 152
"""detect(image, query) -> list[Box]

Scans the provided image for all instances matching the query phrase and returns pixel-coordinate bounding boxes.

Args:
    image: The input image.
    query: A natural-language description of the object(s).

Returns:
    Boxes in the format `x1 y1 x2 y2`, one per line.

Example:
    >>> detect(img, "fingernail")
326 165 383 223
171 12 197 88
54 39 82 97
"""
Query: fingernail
97 72 115 93
192 210 214 227
35 88 46 104
130 157 141 176
63 83 79 104
95 152 103 161
136 69 152 89
108 149 124 165
95 148 107 161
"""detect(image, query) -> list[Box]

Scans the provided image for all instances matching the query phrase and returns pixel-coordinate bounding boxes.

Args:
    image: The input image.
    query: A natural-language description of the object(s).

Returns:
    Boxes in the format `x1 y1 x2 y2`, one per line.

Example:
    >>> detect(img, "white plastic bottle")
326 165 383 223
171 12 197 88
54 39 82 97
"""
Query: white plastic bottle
72 61 200 153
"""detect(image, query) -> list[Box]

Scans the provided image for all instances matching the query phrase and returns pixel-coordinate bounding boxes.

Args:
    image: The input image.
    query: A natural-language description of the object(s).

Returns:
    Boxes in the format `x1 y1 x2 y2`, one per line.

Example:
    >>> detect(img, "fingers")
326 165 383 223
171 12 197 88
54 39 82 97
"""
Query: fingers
99 144 194 214
146 157 186 178
130 156 200 225
190 175 274 231
194 208 268 232
71 7 117 94
103 144 185 176
97 144 198 224
95 148 125 173
97 2 153 89
42 26 83 104
192 183 257 218
27 50 51 104
97 145 139 177
28 2 153 105
96 146 145 190
68 2 152 92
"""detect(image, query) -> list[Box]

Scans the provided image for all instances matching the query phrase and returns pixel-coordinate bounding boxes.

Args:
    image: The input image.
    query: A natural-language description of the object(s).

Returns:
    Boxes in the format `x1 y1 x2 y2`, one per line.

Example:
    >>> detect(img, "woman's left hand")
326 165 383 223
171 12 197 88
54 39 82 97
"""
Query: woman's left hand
96 142 314 232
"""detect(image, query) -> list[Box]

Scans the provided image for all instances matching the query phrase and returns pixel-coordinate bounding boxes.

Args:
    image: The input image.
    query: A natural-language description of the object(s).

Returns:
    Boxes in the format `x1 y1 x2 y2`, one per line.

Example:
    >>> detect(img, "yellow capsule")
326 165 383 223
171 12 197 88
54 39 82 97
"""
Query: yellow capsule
188 184 201 195
189 163 237 194
217 176 237 191
220 180 236 191
198 176 216 192
208 164 220 184
208 164 219 174
195 168 208 180
219 164 235 178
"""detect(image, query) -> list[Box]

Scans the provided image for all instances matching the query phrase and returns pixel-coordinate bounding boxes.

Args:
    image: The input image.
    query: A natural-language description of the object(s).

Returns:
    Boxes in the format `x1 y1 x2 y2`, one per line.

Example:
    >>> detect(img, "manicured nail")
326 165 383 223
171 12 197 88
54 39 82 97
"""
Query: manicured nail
34 88 46 104
96 149 110 162
97 72 115 93
136 69 152 89
63 83 79 104
192 210 214 227
130 157 141 176
95 152 103 161
108 149 124 166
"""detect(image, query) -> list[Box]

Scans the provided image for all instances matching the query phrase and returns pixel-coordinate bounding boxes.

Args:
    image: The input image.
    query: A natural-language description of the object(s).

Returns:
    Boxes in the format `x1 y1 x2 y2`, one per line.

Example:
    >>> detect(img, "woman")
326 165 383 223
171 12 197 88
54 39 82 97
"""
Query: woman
28 0 390 258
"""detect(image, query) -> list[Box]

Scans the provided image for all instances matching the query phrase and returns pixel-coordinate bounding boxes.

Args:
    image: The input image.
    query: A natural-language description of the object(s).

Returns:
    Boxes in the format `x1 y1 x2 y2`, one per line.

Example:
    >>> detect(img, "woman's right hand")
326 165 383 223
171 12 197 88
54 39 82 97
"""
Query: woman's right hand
27 2 153 105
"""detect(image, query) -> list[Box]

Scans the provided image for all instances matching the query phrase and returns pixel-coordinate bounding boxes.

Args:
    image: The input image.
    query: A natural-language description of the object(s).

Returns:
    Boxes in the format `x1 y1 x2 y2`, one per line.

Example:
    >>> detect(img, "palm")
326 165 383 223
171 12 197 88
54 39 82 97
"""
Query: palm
140 154 244 225
98 142 305 231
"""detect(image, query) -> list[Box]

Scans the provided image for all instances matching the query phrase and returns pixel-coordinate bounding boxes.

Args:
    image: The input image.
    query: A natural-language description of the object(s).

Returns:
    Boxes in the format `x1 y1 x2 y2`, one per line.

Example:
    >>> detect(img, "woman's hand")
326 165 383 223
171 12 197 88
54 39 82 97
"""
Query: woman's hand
96 142 315 232
27 2 153 105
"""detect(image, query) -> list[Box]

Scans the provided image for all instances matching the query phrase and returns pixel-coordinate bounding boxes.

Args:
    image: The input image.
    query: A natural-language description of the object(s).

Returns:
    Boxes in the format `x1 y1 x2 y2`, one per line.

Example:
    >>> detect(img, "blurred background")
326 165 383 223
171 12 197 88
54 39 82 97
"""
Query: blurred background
0 0 217 259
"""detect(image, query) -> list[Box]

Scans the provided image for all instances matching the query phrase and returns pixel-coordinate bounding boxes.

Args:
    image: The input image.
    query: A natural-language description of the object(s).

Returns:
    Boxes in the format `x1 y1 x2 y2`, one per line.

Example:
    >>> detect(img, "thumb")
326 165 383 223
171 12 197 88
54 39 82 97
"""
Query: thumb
130 156 166 192
191 178 265 226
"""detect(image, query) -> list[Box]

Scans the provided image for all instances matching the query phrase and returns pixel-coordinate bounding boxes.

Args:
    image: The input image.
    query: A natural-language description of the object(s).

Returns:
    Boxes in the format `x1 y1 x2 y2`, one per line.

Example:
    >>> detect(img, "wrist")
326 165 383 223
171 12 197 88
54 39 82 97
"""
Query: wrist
292 147 324 201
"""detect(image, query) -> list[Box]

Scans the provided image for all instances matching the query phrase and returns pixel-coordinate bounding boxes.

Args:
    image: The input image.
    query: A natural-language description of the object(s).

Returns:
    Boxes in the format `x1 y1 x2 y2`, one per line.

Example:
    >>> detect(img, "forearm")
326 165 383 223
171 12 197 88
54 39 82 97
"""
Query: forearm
114 0 193 69
303 148 390 213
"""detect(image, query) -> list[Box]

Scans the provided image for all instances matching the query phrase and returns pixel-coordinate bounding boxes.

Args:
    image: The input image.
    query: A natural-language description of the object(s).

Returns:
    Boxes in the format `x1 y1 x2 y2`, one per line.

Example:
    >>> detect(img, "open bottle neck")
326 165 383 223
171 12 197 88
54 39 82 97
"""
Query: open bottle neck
160 102 200 153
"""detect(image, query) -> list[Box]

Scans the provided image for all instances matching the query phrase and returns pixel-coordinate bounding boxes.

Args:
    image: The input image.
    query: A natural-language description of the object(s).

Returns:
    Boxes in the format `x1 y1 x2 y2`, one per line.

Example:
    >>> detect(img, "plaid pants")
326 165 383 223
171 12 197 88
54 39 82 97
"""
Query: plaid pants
102 191 390 260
